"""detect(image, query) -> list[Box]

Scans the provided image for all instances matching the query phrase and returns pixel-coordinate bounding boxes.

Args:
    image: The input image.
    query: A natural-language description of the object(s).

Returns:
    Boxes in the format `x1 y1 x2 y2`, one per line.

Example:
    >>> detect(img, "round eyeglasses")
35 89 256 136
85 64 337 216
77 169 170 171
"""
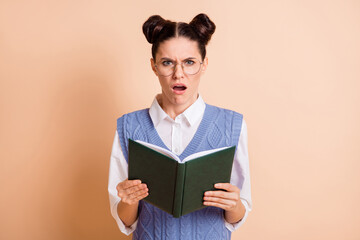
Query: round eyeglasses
155 58 203 77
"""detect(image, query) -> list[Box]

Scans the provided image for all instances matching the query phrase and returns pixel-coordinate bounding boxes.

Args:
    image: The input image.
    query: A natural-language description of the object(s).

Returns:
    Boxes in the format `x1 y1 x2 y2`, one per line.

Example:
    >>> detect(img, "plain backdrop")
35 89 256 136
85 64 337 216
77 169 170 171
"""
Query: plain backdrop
0 0 359 239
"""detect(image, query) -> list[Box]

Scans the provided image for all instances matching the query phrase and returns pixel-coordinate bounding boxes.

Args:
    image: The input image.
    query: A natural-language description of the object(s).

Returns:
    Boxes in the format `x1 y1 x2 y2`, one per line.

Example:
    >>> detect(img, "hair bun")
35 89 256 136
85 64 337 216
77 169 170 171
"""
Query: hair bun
142 15 169 44
189 13 216 45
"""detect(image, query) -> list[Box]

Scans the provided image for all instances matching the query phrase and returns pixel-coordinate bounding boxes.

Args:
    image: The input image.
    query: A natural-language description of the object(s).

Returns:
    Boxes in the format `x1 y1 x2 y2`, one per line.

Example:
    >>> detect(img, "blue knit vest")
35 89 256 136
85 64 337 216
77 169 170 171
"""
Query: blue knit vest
117 104 243 240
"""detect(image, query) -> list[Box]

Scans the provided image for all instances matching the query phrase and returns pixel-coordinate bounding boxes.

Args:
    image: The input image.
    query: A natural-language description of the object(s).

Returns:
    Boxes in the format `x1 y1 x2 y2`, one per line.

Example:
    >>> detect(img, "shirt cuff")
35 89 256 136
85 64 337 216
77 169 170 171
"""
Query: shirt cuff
111 199 138 235
224 199 251 232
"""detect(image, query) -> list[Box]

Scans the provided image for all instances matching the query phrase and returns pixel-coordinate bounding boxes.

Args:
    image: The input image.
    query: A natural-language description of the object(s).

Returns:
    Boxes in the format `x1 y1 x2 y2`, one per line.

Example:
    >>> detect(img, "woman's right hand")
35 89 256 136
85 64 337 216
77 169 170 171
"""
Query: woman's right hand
116 179 149 205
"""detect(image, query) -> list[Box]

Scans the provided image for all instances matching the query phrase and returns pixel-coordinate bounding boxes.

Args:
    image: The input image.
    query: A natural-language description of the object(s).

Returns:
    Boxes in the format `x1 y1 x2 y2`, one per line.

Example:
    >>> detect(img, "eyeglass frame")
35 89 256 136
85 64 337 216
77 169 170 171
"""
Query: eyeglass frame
154 58 204 77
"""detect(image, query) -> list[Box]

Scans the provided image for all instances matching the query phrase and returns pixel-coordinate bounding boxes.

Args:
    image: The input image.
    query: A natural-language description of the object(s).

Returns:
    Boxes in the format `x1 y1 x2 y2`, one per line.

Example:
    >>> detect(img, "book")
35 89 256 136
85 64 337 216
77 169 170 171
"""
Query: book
128 139 236 218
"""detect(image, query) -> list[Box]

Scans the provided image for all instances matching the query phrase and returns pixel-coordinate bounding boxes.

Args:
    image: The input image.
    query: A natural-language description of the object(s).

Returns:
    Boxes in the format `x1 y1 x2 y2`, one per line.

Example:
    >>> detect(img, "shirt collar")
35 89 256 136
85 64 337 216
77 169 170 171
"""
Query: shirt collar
149 94 206 127
149 95 168 127
182 95 206 126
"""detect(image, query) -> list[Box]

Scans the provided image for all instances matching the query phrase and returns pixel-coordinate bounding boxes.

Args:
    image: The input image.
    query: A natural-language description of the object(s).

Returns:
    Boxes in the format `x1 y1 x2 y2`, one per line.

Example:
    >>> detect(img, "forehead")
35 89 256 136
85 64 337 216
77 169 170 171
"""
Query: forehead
156 37 201 60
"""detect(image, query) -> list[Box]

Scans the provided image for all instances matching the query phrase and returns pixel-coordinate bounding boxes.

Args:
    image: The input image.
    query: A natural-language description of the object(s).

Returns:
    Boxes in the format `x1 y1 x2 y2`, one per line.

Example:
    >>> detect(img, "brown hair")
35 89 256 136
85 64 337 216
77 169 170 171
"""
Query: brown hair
142 13 216 61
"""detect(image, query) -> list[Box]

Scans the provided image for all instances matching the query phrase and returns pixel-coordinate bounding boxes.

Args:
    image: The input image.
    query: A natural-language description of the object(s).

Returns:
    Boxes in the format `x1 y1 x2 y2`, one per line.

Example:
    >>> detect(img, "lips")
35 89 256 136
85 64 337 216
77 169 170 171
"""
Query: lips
172 84 187 94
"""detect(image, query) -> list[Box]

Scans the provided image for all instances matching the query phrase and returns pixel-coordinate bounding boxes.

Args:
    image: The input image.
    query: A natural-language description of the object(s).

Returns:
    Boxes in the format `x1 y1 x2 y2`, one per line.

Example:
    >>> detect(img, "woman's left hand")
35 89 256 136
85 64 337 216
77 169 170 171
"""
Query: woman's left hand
203 183 245 223
203 183 240 211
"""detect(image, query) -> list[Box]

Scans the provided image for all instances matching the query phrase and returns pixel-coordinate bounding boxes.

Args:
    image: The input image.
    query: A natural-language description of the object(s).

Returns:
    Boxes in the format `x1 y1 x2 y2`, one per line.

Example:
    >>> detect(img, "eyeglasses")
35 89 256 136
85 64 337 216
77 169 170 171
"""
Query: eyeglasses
155 58 203 77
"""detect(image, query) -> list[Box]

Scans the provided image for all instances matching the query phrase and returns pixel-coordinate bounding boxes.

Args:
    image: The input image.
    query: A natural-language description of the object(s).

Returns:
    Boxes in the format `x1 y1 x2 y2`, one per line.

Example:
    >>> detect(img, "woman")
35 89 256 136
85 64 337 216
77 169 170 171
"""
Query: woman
108 13 252 240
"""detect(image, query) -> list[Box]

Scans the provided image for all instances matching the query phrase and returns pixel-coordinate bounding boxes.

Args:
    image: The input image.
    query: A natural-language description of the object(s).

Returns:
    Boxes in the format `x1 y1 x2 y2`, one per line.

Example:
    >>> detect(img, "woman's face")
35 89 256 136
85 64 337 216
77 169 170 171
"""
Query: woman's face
151 37 208 110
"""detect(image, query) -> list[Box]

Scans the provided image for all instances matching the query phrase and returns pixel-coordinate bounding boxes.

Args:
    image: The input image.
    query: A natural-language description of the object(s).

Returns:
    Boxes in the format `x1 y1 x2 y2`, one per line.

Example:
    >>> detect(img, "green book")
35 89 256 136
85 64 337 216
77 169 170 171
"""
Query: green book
128 139 236 218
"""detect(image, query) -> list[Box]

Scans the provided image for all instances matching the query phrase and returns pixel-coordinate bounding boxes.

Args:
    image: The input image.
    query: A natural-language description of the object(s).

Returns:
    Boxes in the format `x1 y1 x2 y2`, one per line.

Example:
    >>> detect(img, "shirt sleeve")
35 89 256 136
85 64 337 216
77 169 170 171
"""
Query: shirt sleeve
108 130 138 235
224 118 252 231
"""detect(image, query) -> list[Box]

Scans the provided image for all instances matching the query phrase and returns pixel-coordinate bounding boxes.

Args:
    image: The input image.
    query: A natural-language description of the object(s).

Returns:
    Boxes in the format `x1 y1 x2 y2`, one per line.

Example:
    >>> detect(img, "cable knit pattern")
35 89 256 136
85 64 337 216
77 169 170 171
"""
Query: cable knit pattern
117 104 243 240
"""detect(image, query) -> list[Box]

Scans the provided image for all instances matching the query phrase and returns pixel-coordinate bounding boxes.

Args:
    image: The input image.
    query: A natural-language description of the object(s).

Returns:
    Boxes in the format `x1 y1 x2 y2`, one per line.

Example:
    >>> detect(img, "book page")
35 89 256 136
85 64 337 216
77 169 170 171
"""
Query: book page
135 140 180 161
135 140 233 163
182 146 232 162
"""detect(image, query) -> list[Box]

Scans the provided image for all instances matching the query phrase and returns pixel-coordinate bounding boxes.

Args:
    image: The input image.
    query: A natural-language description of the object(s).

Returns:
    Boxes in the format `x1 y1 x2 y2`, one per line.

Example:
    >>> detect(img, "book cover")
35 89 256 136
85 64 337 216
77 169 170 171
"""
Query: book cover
128 139 235 218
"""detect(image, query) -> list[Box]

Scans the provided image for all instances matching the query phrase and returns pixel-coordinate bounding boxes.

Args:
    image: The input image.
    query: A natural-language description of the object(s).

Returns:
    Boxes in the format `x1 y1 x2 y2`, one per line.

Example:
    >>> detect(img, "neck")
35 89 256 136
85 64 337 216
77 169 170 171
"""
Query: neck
157 94 198 120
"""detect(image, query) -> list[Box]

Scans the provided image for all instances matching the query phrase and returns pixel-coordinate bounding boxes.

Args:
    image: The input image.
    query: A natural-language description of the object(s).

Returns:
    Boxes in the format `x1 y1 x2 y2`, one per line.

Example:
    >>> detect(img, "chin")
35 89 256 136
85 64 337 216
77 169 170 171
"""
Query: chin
172 96 195 106
162 91 196 107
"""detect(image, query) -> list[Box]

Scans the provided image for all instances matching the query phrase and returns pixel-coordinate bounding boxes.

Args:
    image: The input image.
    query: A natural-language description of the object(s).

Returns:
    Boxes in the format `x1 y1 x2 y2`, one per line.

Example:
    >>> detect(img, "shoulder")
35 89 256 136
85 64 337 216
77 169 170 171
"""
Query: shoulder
116 108 150 122
115 108 151 156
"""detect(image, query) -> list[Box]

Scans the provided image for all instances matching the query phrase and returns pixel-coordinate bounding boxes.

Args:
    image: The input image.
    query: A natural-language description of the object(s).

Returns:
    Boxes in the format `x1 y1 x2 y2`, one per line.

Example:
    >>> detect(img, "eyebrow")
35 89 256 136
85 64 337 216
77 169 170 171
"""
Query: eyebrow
159 57 197 61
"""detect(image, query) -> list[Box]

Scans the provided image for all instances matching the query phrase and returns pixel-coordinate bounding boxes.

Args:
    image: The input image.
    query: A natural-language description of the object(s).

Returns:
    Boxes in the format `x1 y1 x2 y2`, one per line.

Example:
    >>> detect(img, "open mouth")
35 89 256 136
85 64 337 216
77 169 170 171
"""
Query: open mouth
173 85 187 91
171 84 187 94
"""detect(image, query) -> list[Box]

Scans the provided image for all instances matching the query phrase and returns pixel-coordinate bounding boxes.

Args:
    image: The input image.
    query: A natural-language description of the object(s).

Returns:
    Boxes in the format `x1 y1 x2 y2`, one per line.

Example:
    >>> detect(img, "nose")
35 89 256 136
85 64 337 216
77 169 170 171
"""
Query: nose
172 63 184 79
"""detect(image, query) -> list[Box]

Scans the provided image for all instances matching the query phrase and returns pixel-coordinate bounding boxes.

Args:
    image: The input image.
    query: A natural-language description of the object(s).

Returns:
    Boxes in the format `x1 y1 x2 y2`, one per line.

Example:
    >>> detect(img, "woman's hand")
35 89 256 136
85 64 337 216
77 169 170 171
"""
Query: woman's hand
203 183 245 223
116 179 148 227
116 179 148 205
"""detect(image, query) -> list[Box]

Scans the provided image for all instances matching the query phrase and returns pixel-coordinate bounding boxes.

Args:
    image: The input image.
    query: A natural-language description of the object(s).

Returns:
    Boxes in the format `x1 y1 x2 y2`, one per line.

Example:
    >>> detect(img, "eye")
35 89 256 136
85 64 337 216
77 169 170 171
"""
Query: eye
161 60 173 67
184 60 195 66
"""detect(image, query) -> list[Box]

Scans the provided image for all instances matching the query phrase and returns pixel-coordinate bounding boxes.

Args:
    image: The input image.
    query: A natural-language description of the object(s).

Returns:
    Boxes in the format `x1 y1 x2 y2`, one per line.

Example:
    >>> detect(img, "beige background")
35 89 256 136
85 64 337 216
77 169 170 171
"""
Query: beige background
1 0 359 239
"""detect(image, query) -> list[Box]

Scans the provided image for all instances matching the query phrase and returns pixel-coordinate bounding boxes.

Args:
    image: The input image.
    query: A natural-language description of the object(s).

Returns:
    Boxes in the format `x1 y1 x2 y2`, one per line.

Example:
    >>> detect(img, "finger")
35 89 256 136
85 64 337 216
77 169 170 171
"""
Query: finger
124 187 149 201
213 183 239 193
203 200 234 210
133 191 149 201
118 180 138 192
123 191 149 205
119 183 147 198
117 180 146 195
129 186 148 198
203 196 235 206
119 179 142 190
204 190 239 201
125 183 147 194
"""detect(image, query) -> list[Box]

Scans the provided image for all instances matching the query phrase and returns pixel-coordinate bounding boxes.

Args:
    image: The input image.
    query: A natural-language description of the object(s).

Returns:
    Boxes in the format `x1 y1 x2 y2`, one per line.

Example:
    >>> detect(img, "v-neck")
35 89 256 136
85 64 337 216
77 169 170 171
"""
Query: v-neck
146 104 215 161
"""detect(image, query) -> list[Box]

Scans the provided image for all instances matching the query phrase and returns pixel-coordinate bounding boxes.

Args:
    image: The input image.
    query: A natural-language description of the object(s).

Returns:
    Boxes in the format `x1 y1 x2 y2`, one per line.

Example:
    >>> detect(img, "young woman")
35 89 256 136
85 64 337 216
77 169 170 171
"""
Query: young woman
108 13 252 240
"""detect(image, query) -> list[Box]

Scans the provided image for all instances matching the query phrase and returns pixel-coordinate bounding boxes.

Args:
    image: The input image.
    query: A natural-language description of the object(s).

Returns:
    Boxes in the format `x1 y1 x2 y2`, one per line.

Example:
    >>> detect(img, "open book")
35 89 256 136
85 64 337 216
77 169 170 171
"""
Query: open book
128 139 236 218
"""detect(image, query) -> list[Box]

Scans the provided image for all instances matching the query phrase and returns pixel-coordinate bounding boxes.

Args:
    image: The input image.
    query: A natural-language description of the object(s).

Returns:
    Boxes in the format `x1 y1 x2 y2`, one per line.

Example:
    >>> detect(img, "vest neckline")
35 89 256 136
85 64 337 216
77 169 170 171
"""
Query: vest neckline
147 104 215 161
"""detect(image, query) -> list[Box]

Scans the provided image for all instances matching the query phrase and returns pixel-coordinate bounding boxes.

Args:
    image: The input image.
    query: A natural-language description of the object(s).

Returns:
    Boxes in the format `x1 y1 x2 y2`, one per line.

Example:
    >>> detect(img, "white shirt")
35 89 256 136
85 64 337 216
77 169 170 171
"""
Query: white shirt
108 95 252 236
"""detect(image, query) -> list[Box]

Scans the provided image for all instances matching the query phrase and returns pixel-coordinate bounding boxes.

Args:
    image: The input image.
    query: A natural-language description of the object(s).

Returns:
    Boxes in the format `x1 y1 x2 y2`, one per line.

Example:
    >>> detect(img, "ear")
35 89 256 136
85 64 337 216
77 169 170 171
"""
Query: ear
150 58 158 76
201 57 208 73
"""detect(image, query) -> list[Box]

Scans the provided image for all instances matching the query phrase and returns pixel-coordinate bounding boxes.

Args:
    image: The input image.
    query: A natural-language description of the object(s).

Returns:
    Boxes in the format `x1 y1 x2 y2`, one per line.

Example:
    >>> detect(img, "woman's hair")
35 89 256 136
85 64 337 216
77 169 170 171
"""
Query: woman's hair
142 13 216 61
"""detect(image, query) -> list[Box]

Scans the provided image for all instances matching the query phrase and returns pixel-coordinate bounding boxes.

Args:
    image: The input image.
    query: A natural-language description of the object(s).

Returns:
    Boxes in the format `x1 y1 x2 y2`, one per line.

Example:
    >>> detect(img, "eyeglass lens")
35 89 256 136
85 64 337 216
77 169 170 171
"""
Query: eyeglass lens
156 59 202 76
